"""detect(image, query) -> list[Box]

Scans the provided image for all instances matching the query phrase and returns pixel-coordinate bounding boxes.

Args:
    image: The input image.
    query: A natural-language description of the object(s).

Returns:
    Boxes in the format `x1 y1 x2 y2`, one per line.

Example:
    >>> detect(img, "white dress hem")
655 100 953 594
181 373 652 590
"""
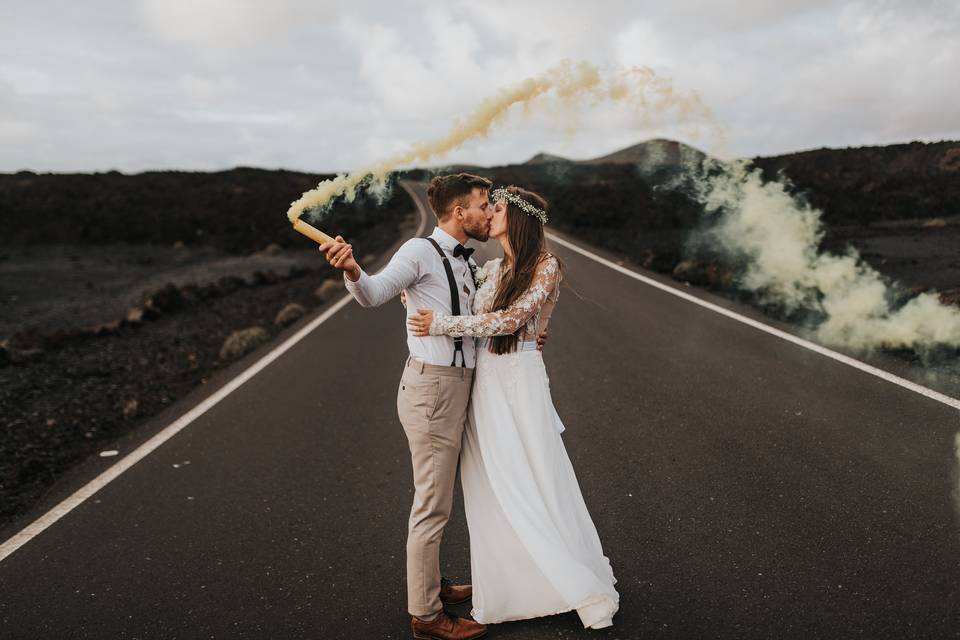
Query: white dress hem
472 591 619 628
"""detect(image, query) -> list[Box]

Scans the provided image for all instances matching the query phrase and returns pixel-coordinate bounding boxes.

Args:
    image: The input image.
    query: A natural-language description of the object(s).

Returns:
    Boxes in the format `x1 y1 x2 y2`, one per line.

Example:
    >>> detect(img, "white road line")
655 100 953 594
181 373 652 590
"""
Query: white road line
0 199 429 564
546 231 960 413
399 180 430 237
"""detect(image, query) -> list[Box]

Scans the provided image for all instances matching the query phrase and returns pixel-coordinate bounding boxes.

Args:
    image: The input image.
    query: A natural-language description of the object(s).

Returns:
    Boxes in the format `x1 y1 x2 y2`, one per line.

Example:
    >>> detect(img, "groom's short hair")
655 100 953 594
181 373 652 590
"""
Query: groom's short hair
427 173 492 221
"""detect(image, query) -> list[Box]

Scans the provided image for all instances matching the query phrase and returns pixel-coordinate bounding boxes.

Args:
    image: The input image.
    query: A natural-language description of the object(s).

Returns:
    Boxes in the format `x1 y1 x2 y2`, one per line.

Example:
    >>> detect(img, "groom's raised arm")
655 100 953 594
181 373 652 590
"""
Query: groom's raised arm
342 239 421 308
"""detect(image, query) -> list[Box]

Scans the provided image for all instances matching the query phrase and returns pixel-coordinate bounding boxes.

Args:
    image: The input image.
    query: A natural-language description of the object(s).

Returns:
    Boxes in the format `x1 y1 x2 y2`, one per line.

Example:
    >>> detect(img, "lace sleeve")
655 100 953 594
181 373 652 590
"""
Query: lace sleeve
430 255 560 337
481 258 500 279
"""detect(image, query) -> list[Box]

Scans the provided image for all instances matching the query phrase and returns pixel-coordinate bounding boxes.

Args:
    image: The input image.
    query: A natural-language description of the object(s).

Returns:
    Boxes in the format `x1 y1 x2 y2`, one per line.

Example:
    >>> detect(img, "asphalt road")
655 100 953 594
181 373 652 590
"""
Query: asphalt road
1 182 959 639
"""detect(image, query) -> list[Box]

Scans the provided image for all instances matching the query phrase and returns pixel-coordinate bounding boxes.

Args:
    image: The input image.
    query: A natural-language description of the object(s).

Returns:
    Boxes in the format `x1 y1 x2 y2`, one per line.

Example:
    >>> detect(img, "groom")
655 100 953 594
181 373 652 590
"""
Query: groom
321 173 508 639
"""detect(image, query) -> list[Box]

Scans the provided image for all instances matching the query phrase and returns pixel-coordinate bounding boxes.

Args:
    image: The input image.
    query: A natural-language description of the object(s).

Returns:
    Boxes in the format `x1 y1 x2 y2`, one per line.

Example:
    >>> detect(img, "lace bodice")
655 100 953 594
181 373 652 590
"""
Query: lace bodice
430 254 561 340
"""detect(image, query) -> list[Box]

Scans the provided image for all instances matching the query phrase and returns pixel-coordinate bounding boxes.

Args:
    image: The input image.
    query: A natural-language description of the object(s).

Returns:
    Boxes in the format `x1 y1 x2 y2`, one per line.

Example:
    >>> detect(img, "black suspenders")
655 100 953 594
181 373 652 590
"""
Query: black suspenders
425 237 467 367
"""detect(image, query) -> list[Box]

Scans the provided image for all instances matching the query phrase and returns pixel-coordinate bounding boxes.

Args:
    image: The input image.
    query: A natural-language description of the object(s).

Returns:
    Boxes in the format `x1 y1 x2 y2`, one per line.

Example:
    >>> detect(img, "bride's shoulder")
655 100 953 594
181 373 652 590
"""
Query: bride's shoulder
536 252 561 274
481 257 503 273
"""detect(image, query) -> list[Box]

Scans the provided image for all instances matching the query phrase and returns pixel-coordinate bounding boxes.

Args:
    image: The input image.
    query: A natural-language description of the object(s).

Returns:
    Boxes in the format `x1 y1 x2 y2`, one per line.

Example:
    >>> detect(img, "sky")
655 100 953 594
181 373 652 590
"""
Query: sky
1 0 958 173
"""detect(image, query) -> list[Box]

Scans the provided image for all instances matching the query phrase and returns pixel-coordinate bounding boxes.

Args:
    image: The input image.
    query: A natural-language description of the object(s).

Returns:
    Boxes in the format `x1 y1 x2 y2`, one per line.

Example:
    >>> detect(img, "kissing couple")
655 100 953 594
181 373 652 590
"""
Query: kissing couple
320 173 619 639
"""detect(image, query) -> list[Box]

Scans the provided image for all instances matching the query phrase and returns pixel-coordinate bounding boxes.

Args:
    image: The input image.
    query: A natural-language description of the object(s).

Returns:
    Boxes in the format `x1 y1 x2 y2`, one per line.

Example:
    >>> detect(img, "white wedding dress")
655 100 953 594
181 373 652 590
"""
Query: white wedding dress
430 254 619 628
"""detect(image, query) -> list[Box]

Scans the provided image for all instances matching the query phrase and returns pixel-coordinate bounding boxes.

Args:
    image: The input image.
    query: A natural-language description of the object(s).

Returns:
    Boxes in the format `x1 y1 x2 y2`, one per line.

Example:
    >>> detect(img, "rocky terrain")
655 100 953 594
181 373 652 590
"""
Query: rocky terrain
0 169 412 528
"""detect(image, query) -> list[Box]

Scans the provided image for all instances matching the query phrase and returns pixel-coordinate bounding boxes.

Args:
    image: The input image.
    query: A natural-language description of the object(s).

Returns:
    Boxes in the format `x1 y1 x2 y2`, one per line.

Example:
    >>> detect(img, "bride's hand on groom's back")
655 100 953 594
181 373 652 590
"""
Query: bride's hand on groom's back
408 309 433 336
537 327 549 351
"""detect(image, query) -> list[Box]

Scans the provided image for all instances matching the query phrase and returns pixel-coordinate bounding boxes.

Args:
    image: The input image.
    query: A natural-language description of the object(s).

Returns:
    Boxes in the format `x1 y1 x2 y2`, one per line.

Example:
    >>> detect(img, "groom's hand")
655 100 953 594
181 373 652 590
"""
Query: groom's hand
537 327 549 351
319 235 361 281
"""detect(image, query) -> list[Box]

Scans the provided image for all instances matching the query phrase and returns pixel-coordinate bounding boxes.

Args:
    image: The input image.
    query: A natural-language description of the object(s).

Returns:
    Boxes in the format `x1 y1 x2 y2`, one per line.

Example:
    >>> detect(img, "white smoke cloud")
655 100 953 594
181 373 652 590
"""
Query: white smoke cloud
686 158 960 354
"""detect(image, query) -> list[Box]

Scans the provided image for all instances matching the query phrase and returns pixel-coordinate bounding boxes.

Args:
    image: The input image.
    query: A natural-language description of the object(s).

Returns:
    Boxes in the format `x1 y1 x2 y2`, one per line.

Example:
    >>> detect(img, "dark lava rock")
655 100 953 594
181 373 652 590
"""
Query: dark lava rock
144 283 185 317
313 278 342 302
90 320 121 337
216 275 245 295
938 287 960 307
219 327 270 361
8 347 44 364
126 306 145 324
122 398 139 419
260 243 283 255
7 328 45 351
274 303 306 327
252 270 279 286
672 260 710 286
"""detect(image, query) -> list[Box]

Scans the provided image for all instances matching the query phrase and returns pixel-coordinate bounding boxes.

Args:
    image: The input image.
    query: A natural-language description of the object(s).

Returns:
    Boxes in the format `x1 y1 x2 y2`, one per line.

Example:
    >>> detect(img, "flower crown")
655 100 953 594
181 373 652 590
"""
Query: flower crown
489 187 548 225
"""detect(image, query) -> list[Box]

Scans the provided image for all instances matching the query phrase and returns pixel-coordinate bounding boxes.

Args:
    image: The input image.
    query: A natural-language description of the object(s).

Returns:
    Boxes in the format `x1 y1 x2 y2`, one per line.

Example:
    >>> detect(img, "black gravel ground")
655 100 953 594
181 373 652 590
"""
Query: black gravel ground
0 171 413 530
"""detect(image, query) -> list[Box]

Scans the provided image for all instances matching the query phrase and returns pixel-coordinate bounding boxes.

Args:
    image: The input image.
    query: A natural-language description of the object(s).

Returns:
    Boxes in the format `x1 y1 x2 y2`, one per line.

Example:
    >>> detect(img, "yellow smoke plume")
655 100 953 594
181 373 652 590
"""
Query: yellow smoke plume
286 60 717 222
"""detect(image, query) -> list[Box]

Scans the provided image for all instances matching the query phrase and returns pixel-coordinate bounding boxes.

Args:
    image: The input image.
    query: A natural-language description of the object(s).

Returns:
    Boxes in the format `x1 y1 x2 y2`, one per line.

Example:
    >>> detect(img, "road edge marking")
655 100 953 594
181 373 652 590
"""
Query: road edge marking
0 295 354 562
399 180 430 237
545 231 960 412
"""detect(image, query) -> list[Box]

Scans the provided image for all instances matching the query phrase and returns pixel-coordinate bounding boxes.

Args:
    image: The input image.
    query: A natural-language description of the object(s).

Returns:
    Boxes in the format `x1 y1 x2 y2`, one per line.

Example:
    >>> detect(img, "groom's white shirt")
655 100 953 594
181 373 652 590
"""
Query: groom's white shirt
343 226 478 367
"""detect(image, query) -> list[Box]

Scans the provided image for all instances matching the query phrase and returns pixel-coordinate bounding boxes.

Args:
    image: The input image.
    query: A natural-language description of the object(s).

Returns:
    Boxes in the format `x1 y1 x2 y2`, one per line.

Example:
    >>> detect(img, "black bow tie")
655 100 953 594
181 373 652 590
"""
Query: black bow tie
452 244 474 261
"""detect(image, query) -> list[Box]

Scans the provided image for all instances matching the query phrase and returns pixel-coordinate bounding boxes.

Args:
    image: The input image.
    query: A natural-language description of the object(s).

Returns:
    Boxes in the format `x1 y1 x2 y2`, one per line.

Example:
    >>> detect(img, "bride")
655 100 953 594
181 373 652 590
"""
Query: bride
408 185 619 629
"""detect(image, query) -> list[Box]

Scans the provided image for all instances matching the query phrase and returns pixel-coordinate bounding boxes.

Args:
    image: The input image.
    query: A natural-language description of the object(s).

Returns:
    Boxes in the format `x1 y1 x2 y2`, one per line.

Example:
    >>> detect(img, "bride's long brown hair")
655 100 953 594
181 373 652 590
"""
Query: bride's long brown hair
488 186 564 355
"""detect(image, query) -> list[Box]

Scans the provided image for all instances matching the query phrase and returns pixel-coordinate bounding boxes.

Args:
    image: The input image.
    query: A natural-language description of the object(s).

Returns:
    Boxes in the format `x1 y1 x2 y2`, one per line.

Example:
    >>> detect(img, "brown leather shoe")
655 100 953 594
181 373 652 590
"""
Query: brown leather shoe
439 577 472 605
410 610 486 640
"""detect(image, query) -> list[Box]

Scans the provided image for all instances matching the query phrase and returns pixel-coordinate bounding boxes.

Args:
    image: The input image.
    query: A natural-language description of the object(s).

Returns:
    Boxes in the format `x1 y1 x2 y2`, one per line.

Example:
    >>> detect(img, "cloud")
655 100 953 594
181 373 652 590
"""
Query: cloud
178 73 240 102
614 21 675 74
138 0 330 55
0 1 957 172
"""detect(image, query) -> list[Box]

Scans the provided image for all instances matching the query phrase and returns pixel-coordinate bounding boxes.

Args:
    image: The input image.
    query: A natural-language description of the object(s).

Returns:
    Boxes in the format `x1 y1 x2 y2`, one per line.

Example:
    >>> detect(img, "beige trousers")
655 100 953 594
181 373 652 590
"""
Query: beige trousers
396 355 474 618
